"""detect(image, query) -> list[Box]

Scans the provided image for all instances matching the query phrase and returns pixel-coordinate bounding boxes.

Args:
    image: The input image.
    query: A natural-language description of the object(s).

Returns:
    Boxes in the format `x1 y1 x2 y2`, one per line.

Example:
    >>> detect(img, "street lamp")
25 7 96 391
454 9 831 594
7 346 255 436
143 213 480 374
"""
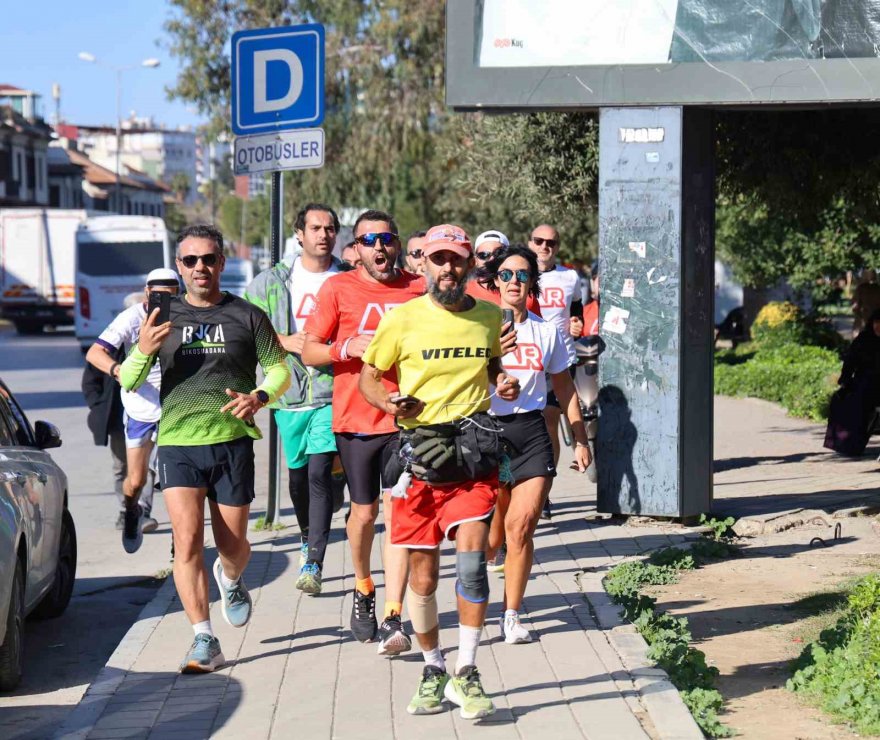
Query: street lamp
77 52 160 213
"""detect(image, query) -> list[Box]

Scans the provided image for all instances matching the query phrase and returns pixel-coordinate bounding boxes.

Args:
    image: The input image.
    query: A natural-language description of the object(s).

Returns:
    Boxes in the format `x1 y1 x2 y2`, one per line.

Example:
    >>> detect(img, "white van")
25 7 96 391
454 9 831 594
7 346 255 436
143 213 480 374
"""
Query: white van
222 257 255 298
74 216 174 349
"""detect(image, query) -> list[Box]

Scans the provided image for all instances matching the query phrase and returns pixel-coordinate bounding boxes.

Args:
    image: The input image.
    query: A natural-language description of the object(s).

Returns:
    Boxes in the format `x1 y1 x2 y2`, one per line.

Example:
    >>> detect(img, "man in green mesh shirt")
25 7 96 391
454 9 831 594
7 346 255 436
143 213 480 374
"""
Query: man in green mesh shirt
120 224 290 674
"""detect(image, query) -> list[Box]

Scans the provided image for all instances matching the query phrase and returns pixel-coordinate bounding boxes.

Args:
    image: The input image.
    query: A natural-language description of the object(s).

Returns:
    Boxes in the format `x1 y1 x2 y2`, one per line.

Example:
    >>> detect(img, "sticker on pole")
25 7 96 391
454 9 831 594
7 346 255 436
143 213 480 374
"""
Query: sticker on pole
234 129 325 175
231 24 325 136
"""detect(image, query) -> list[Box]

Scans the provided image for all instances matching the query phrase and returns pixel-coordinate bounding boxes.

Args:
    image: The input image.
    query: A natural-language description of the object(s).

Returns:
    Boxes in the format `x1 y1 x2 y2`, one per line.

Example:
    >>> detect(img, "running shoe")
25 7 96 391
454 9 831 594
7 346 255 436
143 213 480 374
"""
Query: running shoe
444 665 495 719
540 498 553 521
141 509 159 534
296 561 322 595
299 540 309 568
350 589 378 642
407 665 450 715
122 503 143 554
212 557 252 628
179 633 225 674
502 611 533 644
488 544 507 573
377 613 412 656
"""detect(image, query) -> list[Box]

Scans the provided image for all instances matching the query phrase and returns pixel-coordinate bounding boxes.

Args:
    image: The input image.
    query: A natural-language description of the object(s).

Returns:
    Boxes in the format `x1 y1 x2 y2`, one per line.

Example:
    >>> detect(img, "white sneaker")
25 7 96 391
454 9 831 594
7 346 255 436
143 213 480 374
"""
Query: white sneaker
502 611 532 644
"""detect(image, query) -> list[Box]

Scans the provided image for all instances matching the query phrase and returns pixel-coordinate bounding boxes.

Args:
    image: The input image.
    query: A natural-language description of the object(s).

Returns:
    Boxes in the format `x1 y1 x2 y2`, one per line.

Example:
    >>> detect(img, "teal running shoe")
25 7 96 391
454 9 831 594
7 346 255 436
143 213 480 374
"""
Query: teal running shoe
299 540 309 568
212 557 252 628
179 633 225 674
295 561 322 595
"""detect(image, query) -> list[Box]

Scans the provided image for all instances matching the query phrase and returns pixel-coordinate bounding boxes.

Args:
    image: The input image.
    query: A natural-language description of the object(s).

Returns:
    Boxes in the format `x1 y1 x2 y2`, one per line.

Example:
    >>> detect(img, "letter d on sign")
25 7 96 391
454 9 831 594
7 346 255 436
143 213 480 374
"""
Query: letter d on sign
254 49 304 113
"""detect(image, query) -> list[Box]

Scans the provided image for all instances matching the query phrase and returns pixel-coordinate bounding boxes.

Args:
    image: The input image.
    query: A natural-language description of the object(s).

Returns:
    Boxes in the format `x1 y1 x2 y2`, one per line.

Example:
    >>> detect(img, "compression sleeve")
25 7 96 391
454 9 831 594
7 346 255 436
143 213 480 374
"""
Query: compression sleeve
253 310 291 403
119 346 155 391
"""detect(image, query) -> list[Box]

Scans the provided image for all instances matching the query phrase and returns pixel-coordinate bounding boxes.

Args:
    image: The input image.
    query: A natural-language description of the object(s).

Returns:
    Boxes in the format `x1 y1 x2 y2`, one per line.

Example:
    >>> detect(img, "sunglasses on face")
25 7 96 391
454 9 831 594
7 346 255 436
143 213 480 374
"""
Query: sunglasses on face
498 268 531 284
531 237 558 248
179 253 220 269
356 232 399 248
475 251 497 261
408 249 424 259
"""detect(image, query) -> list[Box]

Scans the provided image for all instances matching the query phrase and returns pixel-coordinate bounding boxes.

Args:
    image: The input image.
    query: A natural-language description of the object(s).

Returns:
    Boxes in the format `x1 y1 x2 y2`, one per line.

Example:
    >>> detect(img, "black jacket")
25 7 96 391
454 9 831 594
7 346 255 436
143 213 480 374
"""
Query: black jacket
81 347 124 446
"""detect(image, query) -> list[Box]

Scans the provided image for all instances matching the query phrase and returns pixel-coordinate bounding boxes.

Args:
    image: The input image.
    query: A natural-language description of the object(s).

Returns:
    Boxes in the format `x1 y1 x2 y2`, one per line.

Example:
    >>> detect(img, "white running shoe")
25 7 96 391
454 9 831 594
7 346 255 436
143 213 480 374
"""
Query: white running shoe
502 611 532 644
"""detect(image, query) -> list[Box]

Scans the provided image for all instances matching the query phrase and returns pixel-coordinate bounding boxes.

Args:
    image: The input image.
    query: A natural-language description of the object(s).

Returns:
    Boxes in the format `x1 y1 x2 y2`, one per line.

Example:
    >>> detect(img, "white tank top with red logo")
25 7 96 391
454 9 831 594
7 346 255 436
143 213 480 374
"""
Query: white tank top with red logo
491 312 571 416
537 265 581 363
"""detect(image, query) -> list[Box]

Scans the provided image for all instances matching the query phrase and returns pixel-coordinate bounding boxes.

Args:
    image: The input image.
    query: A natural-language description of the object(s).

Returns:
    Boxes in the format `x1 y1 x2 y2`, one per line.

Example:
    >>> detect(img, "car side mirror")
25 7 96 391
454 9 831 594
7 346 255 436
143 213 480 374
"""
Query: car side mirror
34 421 62 449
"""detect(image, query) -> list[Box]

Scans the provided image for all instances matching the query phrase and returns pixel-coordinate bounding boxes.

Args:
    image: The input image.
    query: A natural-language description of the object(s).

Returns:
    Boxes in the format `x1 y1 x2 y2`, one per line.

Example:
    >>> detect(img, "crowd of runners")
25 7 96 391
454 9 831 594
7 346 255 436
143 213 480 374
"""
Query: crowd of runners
84 205 600 720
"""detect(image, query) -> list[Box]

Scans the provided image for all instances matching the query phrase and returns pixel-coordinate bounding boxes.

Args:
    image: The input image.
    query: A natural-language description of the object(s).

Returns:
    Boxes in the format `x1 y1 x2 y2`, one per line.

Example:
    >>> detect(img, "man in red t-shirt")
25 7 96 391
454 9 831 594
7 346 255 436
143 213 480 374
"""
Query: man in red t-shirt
303 209 424 656
466 230 542 316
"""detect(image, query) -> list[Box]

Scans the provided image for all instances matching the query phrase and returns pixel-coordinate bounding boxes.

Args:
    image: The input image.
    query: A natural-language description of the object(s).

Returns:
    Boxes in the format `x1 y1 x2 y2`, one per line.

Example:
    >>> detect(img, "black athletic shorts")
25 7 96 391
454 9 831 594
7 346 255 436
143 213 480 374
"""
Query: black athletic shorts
496 410 556 484
545 365 577 408
334 432 395 505
158 436 255 507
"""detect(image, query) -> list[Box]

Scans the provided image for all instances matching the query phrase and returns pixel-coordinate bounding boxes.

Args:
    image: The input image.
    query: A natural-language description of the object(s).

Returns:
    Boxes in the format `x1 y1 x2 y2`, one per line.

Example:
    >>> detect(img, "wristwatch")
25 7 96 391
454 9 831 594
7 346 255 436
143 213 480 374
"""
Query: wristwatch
255 390 270 406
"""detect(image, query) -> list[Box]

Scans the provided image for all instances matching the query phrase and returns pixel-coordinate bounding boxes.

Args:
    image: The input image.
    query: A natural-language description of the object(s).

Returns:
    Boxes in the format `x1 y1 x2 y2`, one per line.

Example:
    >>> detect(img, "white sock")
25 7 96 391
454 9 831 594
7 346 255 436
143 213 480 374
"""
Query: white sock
505 608 518 620
422 646 445 671
456 624 482 674
219 566 239 589
193 620 214 637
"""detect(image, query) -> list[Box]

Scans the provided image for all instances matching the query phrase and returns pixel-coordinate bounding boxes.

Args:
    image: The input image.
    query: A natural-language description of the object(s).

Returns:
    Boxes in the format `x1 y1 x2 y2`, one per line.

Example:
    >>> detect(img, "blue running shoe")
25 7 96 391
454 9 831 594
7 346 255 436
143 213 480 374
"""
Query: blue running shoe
299 540 309 568
212 557 252 628
179 633 225 674
295 561 322 595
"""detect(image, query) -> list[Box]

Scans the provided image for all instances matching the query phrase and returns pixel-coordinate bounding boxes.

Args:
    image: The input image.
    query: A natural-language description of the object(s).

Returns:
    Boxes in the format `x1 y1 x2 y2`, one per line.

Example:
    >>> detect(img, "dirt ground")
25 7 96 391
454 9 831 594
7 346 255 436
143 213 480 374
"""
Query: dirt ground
646 518 880 740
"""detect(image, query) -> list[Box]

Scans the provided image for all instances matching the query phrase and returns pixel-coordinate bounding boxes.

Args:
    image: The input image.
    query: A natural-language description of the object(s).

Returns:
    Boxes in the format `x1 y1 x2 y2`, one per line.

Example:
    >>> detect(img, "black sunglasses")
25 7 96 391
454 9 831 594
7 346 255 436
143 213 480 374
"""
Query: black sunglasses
498 268 531 283
475 251 497 261
356 232 399 248
179 253 220 268
407 249 424 258
531 237 559 248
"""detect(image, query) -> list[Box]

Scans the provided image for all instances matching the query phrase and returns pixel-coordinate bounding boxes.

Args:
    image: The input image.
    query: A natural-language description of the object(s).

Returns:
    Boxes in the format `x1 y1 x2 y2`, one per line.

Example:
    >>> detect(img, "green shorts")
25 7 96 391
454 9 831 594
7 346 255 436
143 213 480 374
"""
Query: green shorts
274 406 336 469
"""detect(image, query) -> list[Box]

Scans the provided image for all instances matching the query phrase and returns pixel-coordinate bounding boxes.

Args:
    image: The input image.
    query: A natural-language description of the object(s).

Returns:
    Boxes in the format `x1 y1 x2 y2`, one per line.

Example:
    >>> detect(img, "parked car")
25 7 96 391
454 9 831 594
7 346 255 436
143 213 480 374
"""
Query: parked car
0 378 76 691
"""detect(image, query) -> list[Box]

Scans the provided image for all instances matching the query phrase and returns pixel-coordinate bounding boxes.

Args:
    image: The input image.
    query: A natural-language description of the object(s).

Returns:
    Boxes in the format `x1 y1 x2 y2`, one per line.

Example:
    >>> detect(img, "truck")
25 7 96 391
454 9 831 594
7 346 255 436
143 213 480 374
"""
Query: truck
0 209 93 335
74 215 175 350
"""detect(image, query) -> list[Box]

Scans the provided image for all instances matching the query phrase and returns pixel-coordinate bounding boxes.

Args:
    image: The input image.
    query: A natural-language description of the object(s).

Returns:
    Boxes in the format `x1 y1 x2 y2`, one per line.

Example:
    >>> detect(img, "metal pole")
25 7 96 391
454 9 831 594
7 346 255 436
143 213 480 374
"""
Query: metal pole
115 69 122 213
266 170 283 523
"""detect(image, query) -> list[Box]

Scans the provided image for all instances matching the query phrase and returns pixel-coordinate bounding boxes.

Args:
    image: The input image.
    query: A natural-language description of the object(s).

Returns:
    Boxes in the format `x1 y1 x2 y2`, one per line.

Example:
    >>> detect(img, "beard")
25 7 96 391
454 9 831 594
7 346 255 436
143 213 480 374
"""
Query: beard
361 255 397 282
428 273 467 306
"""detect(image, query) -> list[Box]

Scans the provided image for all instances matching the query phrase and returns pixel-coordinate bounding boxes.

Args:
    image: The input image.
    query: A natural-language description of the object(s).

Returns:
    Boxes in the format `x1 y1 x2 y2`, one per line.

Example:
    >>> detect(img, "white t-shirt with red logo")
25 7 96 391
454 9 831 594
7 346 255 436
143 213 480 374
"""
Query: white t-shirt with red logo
537 264 581 363
491 312 570 416
289 256 339 333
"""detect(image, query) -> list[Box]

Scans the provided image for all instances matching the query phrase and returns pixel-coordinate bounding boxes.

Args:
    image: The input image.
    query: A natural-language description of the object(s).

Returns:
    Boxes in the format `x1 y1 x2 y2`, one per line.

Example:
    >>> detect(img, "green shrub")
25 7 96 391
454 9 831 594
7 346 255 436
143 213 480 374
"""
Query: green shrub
751 301 845 352
788 574 880 735
715 344 840 421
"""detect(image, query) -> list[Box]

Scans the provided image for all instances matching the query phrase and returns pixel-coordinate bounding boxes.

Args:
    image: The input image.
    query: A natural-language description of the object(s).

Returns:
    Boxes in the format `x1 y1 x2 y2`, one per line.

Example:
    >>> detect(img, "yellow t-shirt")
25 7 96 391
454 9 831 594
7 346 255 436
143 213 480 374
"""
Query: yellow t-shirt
363 294 502 429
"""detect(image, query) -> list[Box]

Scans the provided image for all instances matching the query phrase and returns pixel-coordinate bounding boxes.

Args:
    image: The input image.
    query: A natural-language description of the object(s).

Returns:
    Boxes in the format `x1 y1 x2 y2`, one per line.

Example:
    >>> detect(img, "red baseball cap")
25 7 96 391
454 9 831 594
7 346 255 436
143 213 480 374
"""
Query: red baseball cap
423 224 472 259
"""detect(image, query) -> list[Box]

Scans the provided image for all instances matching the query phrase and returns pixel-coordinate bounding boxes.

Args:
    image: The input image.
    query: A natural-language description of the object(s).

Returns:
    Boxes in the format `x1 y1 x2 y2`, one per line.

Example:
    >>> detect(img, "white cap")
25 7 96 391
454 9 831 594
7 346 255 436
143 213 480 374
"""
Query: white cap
474 230 510 249
146 268 180 287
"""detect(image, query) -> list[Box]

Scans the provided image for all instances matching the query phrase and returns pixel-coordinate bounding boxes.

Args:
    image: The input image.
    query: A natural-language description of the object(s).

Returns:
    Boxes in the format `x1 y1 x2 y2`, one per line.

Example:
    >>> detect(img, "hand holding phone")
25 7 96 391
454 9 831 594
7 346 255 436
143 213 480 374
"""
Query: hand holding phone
148 291 171 325
389 393 419 407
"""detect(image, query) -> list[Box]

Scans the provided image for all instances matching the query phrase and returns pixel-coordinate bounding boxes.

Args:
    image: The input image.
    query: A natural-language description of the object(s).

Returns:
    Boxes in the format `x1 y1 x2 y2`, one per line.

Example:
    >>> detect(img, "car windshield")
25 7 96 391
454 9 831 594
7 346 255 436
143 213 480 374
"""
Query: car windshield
78 241 165 276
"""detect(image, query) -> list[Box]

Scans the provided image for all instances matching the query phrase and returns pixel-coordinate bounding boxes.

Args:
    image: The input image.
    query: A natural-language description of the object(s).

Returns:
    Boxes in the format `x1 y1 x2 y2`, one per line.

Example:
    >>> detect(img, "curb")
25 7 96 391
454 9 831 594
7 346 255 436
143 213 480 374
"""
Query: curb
578 568 704 740
53 575 176 740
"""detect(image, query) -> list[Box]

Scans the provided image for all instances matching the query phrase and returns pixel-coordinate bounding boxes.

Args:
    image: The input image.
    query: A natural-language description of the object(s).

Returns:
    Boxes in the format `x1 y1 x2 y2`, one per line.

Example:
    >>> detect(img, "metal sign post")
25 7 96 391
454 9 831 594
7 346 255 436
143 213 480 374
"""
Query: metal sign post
231 23 326 525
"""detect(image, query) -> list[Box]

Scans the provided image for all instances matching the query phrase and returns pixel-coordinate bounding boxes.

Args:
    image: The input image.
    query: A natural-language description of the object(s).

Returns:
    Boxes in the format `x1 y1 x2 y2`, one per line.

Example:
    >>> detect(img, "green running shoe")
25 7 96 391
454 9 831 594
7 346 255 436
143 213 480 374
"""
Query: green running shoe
444 665 495 719
179 633 225 674
407 664 450 715
295 561 322 595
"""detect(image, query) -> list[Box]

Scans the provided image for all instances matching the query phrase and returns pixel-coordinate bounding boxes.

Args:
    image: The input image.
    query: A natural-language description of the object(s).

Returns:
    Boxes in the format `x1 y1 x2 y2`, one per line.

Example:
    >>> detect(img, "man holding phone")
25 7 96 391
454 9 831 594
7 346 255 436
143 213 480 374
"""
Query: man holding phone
85 268 181 553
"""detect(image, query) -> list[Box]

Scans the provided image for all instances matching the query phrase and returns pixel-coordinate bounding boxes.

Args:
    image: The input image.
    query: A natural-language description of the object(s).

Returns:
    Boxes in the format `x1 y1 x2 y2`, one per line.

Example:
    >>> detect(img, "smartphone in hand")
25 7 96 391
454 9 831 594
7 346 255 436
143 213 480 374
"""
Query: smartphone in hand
148 291 172 325
389 393 420 407
501 308 515 327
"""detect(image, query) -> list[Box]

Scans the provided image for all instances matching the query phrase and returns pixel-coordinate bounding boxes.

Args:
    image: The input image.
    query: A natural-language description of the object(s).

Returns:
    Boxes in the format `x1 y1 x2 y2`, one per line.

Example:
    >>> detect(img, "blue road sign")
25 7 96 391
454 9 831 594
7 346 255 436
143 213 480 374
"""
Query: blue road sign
231 24 325 136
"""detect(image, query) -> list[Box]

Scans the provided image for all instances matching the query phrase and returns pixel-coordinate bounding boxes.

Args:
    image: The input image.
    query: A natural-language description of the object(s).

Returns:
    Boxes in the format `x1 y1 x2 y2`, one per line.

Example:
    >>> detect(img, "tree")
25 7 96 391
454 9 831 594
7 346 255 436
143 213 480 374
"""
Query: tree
170 172 191 203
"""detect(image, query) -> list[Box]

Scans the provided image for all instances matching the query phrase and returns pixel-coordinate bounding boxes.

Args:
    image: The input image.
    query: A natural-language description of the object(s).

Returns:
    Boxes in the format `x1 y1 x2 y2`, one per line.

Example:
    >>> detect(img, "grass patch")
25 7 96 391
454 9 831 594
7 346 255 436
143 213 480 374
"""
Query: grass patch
252 515 286 532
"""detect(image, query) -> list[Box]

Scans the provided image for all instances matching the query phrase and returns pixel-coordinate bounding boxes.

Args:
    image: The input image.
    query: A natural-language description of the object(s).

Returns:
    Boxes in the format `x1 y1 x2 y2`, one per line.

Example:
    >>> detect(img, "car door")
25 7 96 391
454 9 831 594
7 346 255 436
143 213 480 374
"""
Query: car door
0 401 30 631
0 391 50 605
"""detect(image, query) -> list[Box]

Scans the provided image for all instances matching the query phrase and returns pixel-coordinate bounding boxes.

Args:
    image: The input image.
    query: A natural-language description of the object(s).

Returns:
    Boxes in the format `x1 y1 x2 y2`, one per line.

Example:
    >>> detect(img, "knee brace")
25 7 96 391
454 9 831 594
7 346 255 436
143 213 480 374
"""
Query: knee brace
455 550 489 604
406 589 439 634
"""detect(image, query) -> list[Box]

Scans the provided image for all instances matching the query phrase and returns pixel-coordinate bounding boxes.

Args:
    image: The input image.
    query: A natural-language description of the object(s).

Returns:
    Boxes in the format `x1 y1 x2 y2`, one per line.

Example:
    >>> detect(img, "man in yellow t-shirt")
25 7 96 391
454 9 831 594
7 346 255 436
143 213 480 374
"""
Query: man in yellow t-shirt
360 223 519 720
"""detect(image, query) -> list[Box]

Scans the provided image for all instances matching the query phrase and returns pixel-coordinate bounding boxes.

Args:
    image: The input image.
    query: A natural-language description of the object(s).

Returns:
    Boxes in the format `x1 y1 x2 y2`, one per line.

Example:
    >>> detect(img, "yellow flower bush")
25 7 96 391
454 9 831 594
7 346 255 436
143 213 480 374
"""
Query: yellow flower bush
753 301 801 330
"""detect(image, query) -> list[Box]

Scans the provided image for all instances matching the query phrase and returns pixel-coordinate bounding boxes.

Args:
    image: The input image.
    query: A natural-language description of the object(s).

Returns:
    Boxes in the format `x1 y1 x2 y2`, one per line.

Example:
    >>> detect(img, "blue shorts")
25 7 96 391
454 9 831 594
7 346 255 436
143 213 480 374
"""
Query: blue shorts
124 413 158 449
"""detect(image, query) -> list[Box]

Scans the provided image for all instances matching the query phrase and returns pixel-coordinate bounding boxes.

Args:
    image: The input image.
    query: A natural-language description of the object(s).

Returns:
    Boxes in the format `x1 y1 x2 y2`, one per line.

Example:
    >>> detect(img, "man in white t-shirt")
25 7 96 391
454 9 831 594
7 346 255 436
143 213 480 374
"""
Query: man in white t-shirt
528 224 584 518
245 203 351 596
85 268 181 544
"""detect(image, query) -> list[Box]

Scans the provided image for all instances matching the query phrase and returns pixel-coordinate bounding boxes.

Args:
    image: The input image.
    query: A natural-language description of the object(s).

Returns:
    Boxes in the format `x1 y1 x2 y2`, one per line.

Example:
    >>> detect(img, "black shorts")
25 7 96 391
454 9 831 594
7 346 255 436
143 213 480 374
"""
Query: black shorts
545 365 577 408
497 410 556 484
334 432 395 505
158 436 255 507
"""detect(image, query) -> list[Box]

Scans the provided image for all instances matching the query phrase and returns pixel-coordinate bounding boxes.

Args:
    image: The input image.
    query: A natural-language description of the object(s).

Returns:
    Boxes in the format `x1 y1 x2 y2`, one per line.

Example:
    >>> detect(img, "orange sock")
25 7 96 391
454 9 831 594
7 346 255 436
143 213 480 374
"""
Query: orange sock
384 601 402 619
356 576 375 595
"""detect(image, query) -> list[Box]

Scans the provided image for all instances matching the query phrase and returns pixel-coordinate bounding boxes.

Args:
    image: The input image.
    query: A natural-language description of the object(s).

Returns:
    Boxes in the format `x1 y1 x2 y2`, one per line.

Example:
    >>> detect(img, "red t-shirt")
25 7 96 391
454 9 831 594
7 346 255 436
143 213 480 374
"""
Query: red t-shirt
466 280 543 317
305 268 425 434
582 300 599 336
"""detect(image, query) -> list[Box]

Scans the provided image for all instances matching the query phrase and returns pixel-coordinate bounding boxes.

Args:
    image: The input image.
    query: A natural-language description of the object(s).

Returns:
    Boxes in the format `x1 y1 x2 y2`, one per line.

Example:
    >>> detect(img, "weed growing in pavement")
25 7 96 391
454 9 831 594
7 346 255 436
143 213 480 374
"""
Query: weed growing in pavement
788 573 880 734
603 541 738 737
698 513 736 541
252 516 285 532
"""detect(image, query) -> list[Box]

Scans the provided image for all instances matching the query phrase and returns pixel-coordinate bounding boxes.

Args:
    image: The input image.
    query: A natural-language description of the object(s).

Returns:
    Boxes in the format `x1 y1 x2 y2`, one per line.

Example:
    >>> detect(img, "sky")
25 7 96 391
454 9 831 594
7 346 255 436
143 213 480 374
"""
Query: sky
0 1 204 130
